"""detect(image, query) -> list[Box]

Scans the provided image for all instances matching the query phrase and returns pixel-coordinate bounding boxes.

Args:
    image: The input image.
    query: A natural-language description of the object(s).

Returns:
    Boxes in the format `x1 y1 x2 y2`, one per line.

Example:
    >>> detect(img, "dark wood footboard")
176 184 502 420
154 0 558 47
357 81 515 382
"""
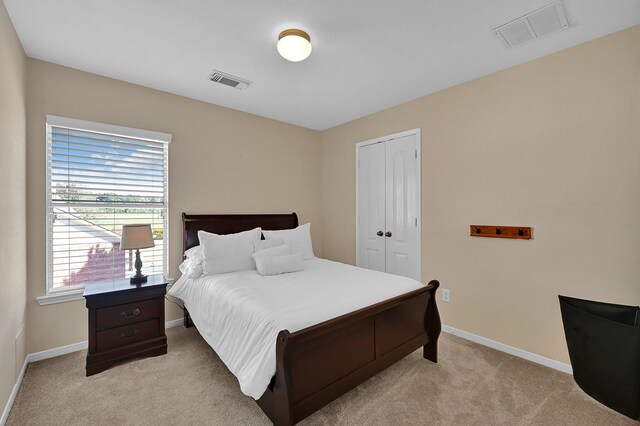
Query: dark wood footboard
257 280 441 425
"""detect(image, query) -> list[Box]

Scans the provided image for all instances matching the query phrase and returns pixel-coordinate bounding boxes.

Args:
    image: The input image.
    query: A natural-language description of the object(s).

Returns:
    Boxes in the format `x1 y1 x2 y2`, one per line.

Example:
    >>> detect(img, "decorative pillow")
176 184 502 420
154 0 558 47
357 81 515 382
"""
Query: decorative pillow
198 227 262 275
253 237 285 253
262 223 315 260
254 253 304 276
252 243 292 260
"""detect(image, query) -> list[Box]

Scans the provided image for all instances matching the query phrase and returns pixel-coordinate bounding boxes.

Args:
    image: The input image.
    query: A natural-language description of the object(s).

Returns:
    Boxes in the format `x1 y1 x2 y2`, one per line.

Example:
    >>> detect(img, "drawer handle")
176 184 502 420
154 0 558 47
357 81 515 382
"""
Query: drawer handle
121 308 140 318
121 330 138 339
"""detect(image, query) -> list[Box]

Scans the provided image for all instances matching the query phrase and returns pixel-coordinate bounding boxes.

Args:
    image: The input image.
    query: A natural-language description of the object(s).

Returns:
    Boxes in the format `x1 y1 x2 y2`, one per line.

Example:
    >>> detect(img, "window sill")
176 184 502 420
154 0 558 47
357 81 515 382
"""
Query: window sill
36 289 85 306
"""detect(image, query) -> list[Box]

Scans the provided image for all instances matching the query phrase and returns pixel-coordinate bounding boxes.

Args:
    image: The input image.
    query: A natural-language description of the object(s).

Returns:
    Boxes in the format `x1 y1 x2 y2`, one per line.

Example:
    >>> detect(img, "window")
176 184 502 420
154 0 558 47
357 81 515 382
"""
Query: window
43 116 171 301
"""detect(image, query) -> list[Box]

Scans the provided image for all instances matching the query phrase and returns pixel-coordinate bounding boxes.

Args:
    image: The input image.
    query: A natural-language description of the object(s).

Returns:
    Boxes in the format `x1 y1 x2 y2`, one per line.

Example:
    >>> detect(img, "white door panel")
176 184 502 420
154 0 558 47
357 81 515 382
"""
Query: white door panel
357 130 420 281
385 135 419 280
358 142 386 273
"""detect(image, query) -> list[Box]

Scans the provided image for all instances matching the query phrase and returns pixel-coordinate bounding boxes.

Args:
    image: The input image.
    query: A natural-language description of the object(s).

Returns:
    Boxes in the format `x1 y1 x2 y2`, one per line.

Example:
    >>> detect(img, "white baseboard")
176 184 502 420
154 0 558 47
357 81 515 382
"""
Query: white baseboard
1 318 185 425
442 325 572 374
27 341 88 363
165 318 183 329
0 357 28 426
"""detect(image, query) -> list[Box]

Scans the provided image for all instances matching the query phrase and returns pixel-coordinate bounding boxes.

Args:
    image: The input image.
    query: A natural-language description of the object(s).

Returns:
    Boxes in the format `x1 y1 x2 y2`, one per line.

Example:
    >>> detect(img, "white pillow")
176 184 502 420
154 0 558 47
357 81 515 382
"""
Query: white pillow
178 256 203 279
198 227 262 275
262 223 315 260
179 246 204 279
184 246 203 261
253 237 285 253
254 253 304 276
252 243 292 260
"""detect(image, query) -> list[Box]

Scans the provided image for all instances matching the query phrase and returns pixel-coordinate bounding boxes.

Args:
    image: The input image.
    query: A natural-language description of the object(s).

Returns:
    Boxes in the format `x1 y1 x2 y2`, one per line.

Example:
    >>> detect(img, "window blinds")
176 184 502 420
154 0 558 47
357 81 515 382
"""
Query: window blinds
46 116 170 291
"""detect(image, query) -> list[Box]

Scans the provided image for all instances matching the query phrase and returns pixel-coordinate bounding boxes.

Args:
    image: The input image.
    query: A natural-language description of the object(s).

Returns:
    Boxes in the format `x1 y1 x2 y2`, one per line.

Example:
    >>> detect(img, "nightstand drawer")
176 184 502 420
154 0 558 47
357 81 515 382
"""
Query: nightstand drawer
96 319 160 352
96 299 161 331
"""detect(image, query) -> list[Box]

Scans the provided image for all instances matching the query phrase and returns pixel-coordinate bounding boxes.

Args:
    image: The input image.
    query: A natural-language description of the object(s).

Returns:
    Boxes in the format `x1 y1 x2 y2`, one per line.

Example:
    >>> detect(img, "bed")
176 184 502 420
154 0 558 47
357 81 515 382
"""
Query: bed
175 212 441 425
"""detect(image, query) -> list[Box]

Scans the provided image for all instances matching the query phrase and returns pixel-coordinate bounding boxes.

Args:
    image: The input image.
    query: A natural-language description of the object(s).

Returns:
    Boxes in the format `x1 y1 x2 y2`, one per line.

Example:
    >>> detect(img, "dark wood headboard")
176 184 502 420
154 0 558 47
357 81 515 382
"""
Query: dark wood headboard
182 212 299 252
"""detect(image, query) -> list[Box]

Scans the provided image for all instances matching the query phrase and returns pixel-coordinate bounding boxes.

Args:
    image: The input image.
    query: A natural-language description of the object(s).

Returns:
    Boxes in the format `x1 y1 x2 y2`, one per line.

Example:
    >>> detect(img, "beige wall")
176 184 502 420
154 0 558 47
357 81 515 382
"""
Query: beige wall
26 60 322 353
320 25 640 364
0 0 27 414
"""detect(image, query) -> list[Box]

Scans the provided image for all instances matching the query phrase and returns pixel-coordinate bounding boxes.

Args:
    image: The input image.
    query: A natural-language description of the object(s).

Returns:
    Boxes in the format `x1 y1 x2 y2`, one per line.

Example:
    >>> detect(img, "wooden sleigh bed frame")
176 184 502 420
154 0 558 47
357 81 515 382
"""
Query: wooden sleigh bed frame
182 212 441 425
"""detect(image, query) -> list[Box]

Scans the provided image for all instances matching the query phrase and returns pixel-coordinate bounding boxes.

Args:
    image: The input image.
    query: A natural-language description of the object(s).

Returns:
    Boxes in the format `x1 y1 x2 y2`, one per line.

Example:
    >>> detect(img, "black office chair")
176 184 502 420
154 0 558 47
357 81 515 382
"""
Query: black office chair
559 295 640 419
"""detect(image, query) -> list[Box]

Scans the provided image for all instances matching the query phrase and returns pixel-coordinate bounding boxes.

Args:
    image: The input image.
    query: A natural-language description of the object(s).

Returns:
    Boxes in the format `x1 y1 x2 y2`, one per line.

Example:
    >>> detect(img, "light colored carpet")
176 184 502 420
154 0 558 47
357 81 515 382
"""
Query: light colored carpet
7 326 636 425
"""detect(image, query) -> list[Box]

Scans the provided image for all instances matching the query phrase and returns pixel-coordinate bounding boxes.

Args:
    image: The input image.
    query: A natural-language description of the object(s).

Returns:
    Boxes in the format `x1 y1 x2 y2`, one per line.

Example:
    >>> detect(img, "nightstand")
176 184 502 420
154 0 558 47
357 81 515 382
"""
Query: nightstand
83 274 168 376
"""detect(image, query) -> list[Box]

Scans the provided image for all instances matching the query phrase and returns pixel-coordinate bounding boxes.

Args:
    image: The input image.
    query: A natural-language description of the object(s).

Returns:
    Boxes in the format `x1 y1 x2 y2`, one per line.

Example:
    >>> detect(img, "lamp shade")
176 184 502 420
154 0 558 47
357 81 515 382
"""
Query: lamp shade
277 29 312 62
120 224 155 250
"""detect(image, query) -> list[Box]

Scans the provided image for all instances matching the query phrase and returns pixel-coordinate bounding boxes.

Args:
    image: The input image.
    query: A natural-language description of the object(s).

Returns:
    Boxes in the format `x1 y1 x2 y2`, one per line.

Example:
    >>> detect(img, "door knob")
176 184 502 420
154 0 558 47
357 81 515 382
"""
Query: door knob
385 231 392 237
376 231 384 237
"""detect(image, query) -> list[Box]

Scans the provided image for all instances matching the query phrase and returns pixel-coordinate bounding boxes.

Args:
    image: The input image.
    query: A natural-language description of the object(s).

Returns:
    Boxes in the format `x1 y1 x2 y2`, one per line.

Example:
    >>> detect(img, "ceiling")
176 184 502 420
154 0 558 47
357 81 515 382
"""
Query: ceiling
4 0 640 131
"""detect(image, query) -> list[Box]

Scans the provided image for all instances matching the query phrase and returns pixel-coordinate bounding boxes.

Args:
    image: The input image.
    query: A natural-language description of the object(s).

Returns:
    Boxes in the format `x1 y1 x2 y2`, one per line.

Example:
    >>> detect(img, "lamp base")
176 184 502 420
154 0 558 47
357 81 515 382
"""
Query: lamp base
130 275 148 285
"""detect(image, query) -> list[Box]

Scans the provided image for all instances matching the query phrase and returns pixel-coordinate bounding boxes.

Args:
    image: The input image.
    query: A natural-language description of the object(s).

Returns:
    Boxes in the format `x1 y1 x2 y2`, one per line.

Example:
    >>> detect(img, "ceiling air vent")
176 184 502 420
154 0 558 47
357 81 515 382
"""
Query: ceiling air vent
209 70 251 90
493 1 569 48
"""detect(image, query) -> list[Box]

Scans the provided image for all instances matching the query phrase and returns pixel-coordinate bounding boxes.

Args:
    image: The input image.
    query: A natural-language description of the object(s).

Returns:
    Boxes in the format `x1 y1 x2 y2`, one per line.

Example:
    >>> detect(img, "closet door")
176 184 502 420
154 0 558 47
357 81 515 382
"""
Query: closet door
357 142 386 272
385 135 419 281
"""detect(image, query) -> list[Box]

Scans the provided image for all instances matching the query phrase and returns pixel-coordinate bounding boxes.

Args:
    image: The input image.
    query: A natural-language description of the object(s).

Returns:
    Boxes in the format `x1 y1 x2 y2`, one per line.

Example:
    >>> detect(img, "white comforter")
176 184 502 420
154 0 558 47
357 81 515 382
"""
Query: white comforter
168 258 423 399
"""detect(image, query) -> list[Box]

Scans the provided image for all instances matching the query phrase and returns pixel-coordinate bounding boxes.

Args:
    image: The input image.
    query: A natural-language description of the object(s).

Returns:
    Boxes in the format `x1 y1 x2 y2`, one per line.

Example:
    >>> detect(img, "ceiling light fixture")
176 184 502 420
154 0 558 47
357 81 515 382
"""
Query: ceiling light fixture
277 29 312 62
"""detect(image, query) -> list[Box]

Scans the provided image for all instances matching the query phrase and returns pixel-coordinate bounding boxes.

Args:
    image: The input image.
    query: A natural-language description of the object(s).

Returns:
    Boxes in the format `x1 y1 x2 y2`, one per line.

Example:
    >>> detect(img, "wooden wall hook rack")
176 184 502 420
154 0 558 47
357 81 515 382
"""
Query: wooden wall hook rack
470 225 532 240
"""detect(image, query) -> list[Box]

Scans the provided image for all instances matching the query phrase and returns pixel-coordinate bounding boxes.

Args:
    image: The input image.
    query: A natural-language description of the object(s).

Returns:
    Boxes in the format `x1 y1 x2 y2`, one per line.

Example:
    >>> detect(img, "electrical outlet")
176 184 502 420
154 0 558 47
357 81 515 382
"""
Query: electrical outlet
442 288 451 303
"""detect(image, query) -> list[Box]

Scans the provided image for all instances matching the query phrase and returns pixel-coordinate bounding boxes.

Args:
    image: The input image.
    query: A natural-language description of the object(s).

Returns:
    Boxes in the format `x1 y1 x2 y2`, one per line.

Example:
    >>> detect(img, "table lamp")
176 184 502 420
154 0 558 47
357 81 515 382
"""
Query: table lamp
120 224 155 284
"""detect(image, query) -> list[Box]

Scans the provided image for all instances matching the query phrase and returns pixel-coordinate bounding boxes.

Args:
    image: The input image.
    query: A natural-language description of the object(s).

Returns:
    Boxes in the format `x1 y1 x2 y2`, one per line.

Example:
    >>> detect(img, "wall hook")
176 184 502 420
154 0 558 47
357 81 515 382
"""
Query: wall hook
470 225 532 240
